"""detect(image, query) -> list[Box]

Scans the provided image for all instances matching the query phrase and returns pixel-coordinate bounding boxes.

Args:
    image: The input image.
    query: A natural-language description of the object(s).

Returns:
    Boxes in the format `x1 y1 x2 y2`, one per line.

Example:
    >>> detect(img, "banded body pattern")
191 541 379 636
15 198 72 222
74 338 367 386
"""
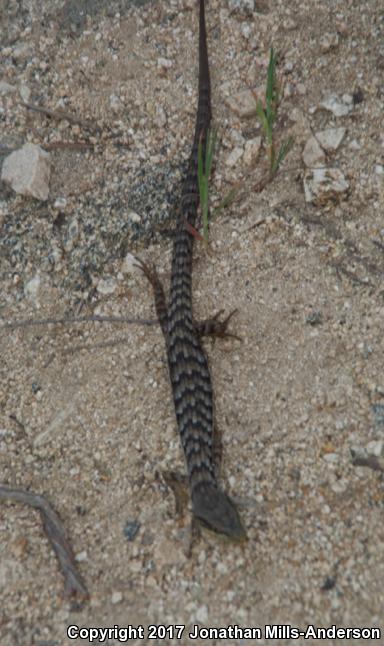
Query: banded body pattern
142 0 245 538
165 0 244 538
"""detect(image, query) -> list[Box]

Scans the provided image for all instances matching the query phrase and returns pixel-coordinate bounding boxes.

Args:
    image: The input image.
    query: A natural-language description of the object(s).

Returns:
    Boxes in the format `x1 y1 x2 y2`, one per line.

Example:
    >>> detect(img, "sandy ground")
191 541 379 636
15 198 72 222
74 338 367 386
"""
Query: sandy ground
1 0 384 644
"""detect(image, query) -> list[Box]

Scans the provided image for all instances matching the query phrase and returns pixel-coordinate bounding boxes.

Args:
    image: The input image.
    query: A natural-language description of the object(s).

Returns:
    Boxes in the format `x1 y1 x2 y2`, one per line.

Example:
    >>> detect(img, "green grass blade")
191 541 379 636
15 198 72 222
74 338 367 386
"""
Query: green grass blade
256 100 269 137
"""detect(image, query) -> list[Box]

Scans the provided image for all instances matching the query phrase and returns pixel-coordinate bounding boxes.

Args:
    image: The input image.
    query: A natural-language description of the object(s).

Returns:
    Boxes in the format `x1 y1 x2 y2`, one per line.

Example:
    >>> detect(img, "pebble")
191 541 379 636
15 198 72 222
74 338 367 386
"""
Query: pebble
226 146 243 167
128 209 141 223
366 440 383 457
1 143 51 200
24 274 41 306
157 57 173 70
303 167 349 204
195 604 209 623
316 127 346 151
19 84 31 102
123 519 141 541
111 591 123 604
121 252 138 275
319 94 353 117
323 452 339 463
0 81 16 95
302 135 325 168
225 88 258 118
319 33 339 53
243 137 261 166
96 278 117 295
229 0 256 12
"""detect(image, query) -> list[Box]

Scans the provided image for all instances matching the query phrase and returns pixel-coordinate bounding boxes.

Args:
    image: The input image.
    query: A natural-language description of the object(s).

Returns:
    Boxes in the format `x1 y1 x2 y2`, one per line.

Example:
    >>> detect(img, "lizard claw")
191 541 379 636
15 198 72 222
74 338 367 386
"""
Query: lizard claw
133 256 159 287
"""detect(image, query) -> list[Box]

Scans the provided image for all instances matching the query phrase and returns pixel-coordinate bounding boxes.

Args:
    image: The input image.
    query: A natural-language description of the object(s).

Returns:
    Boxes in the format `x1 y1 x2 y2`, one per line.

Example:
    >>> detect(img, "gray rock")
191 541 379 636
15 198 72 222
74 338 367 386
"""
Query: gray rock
1 143 51 200
225 89 259 119
228 0 255 13
302 135 325 168
303 167 349 204
243 137 261 166
316 127 346 151
319 95 353 117
0 81 17 95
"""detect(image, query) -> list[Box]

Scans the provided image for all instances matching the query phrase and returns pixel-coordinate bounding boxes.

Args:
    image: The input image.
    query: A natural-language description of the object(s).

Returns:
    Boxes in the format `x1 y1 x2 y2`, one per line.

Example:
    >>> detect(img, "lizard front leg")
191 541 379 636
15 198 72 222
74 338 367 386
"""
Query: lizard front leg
134 257 169 339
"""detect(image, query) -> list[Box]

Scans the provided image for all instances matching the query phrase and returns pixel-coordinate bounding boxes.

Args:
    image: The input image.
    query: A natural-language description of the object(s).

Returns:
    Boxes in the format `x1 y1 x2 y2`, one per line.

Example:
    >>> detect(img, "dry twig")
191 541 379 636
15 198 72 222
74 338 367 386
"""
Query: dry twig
0 485 89 600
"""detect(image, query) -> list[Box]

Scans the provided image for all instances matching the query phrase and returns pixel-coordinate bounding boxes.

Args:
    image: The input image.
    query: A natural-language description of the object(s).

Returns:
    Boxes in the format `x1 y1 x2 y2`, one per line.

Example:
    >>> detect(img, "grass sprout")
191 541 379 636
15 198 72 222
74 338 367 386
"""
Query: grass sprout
255 47 293 178
197 128 239 243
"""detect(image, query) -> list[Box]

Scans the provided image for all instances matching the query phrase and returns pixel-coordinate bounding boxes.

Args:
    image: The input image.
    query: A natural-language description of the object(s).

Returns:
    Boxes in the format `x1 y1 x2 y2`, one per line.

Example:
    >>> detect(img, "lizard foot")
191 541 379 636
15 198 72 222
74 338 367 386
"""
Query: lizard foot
133 256 161 288
194 309 241 341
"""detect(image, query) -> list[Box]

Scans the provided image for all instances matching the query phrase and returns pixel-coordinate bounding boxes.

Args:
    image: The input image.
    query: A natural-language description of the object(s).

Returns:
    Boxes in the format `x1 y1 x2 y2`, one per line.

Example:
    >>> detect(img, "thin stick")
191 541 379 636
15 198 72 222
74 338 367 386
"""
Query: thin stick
22 102 98 132
2 315 158 330
42 141 95 151
0 485 89 600
61 335 140 354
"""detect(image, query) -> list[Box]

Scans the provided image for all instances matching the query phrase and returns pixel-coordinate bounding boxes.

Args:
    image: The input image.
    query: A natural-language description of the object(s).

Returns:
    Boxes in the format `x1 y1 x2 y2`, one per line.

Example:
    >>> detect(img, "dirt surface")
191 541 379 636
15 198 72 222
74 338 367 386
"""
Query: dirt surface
1 0 384 644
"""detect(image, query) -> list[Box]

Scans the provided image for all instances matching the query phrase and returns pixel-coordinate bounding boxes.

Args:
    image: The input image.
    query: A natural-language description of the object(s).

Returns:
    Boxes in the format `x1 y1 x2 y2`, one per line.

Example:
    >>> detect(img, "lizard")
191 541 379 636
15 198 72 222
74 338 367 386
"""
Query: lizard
136 0 246 541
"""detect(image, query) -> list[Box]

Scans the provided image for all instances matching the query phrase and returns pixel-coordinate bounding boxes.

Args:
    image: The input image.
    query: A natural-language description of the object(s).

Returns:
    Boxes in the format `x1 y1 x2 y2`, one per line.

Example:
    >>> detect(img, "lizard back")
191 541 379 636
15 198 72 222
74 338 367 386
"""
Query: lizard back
165 0 245 539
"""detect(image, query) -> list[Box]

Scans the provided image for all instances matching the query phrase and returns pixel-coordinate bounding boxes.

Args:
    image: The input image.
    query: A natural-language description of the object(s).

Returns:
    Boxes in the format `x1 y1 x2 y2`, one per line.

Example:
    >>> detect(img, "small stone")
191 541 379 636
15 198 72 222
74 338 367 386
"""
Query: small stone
226 147 243 167
303 168 349 204
109 94 121 111
111 591 123 604
319 95 353 117
240 24 252 39
96 278 117 295
121 253 138 275
19 84 31 102
319 33 339 53
128 209 141 223
130 560 142 573
225 88 258 118
75 550 88 562
195 604 208 623
302 135 325 168
157 57 173 69
12 43 32 61
371 404 384 426
323 452 339 463
297 83 307 95
366 440 383 458
54 197 67 209
154 105 166 128
305 311 323 326
24 274 41 306
331 480 348 494
349 139 360 150
243 137 261 165
0 81 16 95
342 93 353 105
316 127 346 151
228 0 254 13
1 143 51 200
123 519 141 541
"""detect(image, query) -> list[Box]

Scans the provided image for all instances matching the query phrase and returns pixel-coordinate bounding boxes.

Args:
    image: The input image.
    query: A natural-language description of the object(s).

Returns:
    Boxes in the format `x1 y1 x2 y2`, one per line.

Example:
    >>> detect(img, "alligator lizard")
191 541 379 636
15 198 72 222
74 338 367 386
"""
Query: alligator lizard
137 0 246 540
